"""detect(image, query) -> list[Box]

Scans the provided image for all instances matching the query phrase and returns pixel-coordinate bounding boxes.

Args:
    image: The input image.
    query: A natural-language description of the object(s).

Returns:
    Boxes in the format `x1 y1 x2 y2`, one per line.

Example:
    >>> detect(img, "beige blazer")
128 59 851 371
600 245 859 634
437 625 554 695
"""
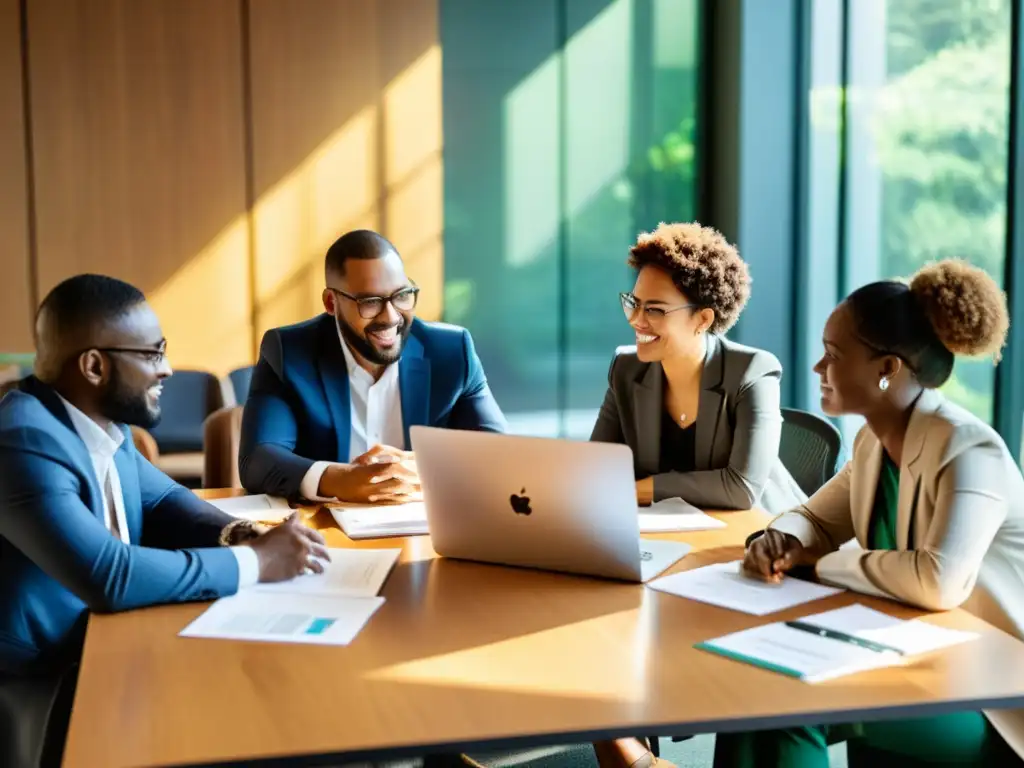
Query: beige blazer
770 389 1024 755
591 334 806 514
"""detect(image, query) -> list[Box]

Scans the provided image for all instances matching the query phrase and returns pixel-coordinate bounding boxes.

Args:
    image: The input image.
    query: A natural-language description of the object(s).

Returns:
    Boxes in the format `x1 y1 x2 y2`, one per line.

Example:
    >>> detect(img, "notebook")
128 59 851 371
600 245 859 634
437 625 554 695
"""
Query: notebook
696 603 978 683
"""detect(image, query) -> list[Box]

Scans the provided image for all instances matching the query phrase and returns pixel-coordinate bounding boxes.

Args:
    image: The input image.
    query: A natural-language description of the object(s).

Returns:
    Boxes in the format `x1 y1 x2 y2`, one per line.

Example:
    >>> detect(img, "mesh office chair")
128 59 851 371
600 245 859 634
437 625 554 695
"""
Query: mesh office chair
779 407 843 497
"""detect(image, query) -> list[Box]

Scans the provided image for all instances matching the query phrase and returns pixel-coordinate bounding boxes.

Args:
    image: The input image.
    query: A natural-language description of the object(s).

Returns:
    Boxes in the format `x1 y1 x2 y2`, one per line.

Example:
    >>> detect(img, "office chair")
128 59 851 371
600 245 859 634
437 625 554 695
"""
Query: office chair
147 370 225 487
203 406 243 489
779 407 843 497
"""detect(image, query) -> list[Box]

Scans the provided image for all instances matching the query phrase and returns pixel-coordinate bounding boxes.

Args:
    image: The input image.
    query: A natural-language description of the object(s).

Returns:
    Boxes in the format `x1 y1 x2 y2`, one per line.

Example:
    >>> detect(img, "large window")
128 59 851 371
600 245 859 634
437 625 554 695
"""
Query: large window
844 0 1012 422
441 0 700 437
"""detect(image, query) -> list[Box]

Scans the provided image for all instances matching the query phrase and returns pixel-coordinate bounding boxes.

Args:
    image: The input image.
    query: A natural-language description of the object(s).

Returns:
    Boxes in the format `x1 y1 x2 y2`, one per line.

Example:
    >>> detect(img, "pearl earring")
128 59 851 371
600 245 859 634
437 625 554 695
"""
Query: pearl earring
879 377 890 392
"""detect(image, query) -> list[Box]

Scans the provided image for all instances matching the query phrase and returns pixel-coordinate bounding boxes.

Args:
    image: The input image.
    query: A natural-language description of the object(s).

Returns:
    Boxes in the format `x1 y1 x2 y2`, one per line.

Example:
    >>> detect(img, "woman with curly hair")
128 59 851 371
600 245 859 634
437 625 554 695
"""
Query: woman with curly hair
591 222 805 516
721 260 1024 767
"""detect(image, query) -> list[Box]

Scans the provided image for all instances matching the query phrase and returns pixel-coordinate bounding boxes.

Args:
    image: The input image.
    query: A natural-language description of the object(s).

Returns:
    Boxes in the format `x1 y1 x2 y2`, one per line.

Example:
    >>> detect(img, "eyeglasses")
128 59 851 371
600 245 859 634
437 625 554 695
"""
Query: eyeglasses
620 292 698 322
93 339 168 365
328 285 420 319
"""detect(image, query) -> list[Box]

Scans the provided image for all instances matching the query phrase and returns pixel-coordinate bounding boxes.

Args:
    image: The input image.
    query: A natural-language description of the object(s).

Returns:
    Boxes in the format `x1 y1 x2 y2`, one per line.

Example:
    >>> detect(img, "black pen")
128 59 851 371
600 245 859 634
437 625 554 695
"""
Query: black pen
784 620 905 656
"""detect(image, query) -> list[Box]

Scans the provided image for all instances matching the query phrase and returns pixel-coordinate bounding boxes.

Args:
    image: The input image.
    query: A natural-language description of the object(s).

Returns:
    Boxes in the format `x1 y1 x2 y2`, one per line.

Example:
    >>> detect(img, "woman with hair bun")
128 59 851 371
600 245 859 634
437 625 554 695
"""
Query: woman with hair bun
718 260 1024 767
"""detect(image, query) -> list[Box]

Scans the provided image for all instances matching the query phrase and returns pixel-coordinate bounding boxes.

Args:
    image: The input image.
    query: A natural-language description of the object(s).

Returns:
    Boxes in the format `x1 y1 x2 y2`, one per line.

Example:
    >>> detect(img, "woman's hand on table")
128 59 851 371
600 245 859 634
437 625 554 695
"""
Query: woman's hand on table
742 529 817 582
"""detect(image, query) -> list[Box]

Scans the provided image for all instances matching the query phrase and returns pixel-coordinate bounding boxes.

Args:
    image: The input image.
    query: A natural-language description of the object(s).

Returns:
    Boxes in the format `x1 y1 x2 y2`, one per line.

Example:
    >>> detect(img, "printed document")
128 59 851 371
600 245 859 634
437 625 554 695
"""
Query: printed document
207 494 293 523
696 603 978 682
250 548 400 598
639 497 727 533
330 502 428 539
179 548 399 646
180 591 384 647
647 560 843 615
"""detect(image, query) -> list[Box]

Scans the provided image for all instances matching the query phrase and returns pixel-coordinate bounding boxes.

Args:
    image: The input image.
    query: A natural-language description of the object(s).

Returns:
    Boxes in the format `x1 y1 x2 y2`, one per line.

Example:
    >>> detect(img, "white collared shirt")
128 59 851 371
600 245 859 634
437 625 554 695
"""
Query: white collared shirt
299 331 405 499
59 397 259 587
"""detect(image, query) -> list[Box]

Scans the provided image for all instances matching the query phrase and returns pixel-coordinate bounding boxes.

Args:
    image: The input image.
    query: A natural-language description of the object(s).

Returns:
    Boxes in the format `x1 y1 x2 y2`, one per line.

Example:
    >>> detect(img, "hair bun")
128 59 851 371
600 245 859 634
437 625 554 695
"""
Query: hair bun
909 260 1009 360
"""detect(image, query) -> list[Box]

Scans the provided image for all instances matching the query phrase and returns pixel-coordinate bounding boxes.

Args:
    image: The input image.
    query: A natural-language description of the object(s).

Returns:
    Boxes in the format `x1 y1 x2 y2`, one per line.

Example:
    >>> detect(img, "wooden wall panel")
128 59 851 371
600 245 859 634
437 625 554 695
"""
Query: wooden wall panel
27 0 251 374
249 0 442 338
0 0 32 352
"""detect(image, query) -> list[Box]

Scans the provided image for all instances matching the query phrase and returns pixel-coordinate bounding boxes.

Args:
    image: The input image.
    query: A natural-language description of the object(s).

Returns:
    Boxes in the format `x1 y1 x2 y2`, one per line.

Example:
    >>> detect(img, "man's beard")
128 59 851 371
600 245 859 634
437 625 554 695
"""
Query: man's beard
99 363 161 429
335 312 411 366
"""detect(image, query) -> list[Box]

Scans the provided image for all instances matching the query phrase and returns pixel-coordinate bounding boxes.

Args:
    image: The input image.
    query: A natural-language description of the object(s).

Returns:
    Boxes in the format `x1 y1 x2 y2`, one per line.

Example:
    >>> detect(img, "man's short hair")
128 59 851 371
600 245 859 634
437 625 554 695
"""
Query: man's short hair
324 229 399 277
36 274 146 339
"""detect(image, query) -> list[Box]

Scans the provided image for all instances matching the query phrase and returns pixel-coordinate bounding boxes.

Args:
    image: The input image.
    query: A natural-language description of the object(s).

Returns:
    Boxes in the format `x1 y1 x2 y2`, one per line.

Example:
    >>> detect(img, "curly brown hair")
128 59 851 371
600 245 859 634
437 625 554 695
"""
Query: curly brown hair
627 222 750 334
910 260 1009 362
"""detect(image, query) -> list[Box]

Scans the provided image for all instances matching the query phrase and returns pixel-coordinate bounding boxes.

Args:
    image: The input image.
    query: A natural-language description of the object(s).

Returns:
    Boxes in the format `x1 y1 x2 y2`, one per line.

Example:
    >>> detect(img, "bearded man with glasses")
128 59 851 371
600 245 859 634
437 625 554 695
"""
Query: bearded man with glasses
239 229 507 503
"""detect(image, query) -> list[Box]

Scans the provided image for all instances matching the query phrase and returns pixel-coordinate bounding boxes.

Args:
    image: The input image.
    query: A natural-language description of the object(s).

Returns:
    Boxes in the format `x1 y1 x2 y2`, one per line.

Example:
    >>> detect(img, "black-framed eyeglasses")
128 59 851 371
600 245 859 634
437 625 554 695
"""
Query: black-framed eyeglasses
92 339 168 365
328 284 420 319
620 292 697 322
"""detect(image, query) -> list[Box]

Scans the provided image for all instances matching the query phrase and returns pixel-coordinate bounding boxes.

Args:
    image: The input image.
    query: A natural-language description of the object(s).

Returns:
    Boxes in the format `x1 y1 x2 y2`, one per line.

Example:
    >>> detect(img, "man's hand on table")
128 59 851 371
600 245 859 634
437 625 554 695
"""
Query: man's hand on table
318 444 421 504
248 512 331 582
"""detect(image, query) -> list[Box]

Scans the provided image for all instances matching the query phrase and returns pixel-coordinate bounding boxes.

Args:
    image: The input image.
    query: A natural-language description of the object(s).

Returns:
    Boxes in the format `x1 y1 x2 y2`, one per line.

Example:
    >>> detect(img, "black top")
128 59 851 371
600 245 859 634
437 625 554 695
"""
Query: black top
659 409 697 473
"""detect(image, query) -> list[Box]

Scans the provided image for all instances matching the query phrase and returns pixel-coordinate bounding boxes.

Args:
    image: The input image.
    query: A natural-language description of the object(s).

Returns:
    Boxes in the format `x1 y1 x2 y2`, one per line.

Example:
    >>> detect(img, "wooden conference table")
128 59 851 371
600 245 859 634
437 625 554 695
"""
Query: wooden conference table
62 492 1024 767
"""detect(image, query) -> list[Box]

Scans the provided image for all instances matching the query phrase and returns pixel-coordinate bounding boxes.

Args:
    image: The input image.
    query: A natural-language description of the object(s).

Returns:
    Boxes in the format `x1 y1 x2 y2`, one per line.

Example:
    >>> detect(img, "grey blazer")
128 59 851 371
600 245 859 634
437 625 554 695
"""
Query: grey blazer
590 334 805 514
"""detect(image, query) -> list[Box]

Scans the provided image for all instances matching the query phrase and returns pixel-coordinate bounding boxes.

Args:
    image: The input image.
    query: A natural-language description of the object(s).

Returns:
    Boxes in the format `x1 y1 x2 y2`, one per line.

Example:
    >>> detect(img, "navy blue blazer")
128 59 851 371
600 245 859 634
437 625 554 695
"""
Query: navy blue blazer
239 314 507 498
0 378 240 675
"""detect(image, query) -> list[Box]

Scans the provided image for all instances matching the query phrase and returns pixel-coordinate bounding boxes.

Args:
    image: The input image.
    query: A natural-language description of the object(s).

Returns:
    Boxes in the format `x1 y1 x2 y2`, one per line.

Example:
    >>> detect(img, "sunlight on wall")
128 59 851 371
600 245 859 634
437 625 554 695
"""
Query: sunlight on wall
144 38 444 371
503 0 633 268
565 0 632 215
366 607 650 702
503 55 560 269
253 106 380 339
385 45 444 321
149 218 251 375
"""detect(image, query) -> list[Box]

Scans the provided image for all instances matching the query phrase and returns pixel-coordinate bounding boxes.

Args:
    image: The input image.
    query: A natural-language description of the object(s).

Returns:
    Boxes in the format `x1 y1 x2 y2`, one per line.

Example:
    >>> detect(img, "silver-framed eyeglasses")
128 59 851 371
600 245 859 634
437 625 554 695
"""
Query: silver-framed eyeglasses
619 292 697 322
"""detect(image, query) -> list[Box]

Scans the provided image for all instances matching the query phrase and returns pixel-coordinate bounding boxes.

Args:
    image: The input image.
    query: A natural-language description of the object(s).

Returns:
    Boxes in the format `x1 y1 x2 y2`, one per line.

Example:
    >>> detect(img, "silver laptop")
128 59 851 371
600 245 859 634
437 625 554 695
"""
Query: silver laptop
410 426 690 582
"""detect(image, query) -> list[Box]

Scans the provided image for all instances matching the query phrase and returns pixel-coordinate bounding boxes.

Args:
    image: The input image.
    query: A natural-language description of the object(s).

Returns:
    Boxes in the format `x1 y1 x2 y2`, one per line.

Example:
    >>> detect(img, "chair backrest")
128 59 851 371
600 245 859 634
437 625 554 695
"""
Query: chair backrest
779 407 842 497
131 426 160 463
203 406 243 489
227 366 254 406
147 370 225 454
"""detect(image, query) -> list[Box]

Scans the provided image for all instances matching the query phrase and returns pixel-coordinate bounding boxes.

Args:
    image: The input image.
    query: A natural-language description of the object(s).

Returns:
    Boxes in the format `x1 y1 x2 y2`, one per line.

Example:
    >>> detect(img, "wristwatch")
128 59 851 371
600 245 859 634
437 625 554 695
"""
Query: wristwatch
218 519 261 546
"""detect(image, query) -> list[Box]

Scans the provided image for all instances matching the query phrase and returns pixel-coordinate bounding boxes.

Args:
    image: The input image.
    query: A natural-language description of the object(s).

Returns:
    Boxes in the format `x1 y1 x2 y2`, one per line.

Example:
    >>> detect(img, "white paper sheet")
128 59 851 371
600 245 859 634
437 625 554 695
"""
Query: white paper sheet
639 498 727 532
647 560 843 615
330 502 428 539
249 548 400 598
180 591 384 646
207 494 293 523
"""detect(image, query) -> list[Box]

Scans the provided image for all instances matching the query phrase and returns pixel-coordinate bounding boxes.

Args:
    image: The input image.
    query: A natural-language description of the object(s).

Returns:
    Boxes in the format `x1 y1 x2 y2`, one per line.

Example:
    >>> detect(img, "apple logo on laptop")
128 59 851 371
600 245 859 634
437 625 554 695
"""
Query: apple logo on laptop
510 487 532 516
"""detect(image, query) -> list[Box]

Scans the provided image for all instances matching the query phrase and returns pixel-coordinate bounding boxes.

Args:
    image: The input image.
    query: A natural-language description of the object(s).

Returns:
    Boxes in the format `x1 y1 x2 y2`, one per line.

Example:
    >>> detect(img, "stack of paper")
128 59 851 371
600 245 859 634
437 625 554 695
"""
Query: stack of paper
330 501 428 539
179 548 400 646
207 494 293 524
696 603 978 682
647 560 844 615
639 497 727 533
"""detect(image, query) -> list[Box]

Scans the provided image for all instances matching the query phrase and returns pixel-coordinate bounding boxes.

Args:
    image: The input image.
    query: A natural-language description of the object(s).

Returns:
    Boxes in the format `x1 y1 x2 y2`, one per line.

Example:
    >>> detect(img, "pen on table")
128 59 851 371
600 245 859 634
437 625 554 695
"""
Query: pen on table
784 620 905 656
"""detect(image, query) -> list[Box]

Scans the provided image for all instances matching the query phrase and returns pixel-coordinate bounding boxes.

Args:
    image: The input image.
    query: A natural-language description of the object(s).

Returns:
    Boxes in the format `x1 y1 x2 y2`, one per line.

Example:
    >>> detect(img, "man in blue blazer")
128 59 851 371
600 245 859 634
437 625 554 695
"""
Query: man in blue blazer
239 230 507 501
0 275 325 766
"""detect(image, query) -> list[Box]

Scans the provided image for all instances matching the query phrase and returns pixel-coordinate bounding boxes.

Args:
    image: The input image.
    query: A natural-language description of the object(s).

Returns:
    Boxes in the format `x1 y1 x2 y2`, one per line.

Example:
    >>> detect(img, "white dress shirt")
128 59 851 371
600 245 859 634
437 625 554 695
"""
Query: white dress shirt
299 332 405 500
59 397 259 587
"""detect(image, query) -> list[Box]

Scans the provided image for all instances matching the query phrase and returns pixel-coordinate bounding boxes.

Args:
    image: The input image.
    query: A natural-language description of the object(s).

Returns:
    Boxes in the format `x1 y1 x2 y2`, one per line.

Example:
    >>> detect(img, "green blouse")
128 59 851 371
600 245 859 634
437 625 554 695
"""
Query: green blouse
868 452 901 551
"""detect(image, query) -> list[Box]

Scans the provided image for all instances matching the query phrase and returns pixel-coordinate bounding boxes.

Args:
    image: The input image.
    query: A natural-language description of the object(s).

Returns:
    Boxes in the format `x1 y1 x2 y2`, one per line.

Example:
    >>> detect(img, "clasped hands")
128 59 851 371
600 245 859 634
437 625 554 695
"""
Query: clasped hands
319 444 422 504
741 528 819 583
